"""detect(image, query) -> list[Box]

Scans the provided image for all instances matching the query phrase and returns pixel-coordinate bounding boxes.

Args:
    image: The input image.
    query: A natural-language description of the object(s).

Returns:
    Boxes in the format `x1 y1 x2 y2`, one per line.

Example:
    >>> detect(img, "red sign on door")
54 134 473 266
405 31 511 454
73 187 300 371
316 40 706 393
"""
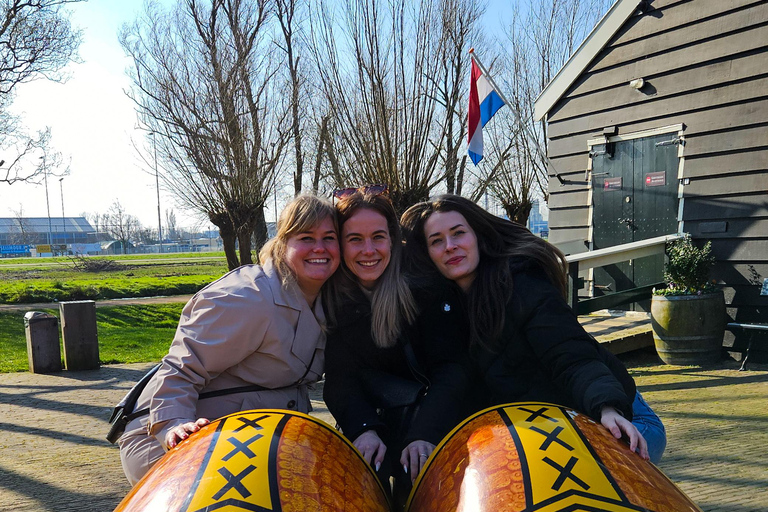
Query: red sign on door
604 177 622 190
645 171 666 187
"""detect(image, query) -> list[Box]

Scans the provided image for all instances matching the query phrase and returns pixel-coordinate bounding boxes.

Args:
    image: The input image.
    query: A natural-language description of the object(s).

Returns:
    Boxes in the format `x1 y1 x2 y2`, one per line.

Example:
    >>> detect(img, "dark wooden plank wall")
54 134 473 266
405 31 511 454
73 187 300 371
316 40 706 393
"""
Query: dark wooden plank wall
544 0 768 345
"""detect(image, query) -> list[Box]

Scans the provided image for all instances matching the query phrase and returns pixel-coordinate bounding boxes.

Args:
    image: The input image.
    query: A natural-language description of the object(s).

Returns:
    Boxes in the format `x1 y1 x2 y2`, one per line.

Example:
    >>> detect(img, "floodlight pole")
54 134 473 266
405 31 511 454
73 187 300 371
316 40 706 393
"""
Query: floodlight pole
59 177 66 248
150 132 163 254
40 156 52 247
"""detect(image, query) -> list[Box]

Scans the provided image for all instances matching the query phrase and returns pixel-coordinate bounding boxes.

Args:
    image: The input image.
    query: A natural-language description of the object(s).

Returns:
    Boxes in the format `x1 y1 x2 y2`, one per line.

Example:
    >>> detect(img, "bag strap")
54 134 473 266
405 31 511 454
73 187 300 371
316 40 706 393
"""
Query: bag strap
122 353 318 417
116 363 162 413
402 342 430 389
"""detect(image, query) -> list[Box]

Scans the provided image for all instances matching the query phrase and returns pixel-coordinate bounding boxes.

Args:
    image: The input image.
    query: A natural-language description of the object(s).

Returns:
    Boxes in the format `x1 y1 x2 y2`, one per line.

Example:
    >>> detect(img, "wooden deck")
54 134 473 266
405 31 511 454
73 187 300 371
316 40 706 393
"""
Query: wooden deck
580 312 654 354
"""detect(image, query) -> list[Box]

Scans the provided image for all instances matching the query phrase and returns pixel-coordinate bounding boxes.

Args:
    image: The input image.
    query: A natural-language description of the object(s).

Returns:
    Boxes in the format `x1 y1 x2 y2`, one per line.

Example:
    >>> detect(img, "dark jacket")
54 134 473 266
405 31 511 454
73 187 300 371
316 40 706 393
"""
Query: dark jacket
468 264 635 421
323 281 469 446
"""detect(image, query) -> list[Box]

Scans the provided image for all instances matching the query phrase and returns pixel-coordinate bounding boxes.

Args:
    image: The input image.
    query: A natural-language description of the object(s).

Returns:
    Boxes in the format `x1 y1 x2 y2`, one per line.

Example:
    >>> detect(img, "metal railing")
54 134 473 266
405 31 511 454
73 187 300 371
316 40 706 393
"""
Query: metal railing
562 233 684 314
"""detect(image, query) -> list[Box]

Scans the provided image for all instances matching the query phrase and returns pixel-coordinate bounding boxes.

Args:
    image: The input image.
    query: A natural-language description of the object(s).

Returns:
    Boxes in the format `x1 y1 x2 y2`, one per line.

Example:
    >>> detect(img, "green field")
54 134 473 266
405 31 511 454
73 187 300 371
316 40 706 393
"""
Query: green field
0 252 229 303
0 253 230 372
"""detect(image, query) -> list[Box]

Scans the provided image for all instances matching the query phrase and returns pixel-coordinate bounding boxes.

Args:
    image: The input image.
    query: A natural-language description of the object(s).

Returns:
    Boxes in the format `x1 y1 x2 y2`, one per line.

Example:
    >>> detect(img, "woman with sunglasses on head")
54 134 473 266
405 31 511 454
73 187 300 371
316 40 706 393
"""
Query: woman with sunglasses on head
401 194 660 462
323 186 469 505
118 194 340 485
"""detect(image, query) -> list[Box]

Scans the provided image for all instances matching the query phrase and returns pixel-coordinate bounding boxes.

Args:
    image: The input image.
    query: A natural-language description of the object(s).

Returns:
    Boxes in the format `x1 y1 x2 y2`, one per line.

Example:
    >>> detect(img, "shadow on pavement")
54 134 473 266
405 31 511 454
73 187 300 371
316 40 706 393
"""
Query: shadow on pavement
0 466 124 512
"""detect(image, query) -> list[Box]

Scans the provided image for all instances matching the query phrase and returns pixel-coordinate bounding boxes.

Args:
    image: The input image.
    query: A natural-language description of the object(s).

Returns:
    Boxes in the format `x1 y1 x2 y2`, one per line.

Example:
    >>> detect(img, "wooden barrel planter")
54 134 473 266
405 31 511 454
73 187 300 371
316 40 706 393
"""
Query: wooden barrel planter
651 291 726 365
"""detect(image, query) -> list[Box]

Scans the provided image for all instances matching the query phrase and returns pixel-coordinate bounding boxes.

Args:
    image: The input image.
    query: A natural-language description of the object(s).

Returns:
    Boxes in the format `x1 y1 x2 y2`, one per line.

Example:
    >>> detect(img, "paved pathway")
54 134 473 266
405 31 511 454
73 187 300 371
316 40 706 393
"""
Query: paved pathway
1 353 766 511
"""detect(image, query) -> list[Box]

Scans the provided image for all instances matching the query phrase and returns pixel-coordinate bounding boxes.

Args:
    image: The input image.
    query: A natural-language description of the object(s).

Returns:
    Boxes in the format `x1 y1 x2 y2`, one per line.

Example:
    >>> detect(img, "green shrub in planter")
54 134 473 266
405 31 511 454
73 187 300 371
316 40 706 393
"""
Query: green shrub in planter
653 237 716 296
651 236 725 365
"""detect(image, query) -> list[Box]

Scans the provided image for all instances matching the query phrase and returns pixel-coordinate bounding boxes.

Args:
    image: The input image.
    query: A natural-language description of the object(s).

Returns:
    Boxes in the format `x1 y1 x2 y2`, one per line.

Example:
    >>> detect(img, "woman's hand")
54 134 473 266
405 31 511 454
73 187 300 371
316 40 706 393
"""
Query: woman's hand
164 418 210 450
353 430 387 472
600 406 649 460
400 440 436 482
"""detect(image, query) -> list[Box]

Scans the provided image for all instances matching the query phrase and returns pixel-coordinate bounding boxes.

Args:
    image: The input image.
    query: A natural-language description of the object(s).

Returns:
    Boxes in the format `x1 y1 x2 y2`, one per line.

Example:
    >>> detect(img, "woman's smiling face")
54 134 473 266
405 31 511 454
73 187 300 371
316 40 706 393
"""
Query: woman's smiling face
423 210 480 292
341 208 392 289
284 215 340 299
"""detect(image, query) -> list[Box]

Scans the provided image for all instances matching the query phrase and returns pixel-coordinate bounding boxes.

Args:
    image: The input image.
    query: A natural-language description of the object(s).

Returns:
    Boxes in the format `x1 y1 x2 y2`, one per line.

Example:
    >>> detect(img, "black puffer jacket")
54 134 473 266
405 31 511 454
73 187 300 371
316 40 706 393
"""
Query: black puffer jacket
323 281 469 446
467 263 636 421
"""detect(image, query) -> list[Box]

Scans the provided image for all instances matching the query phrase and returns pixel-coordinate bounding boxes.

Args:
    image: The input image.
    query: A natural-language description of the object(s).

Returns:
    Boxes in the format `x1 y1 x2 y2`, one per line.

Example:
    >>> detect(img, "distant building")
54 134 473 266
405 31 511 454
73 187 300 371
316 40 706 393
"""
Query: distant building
527 201 549 238
100 240 135 255
0 217 94 253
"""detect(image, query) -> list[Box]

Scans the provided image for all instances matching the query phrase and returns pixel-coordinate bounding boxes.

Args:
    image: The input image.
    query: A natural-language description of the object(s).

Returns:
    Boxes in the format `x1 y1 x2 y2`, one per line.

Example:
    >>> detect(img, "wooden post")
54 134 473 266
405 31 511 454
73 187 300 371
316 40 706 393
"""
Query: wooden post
24 312 62 374
568 261 580 311
60 300 99 371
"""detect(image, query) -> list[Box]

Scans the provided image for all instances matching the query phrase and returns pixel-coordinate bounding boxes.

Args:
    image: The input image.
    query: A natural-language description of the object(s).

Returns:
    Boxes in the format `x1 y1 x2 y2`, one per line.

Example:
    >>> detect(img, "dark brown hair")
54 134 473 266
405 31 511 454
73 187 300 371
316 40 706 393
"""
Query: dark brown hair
401 194 567 352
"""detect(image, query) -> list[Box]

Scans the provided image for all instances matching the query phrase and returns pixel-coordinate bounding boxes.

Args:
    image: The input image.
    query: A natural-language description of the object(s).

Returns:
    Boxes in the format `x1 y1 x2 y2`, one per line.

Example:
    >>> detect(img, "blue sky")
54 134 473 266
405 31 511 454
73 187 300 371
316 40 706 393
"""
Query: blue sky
5 0 517 229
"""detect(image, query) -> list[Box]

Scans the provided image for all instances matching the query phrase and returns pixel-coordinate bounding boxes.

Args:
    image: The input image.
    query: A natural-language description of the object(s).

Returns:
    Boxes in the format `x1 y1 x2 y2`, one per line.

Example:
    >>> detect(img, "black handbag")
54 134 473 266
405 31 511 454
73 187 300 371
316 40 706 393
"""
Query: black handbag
106 363 161 444
359 342 429 410
360 369 426 409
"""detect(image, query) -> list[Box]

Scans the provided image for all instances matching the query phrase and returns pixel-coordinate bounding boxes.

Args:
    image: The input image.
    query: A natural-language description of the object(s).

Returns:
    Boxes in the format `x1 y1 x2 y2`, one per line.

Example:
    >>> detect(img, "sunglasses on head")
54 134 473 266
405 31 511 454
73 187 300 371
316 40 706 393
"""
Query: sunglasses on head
332 184 389 203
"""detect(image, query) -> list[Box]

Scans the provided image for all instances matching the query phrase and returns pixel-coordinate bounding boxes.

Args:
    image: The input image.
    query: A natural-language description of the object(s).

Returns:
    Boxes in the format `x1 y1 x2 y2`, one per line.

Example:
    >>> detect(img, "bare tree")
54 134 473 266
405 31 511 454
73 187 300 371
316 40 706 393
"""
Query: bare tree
103 200 141 254
8 203 33 245
121 0 291 270
1 127 66 185
309 0 453 213
480 0 612 225
165 208 178 241
275 0 307 196
432 0 485 196
0 0 84 184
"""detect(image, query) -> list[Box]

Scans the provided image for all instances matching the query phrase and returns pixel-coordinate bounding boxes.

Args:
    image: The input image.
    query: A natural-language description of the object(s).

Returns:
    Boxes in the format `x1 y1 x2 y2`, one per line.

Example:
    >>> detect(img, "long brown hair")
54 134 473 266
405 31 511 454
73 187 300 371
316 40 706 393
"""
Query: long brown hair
330 190 417 348
401 194 567 352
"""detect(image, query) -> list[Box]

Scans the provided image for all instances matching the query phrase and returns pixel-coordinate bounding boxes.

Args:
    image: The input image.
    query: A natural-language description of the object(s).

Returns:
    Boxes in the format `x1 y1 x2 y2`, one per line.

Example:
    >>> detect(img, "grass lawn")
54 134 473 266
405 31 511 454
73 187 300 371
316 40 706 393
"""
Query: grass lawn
0 253 233 372
0 253 229 303
0 304 184 372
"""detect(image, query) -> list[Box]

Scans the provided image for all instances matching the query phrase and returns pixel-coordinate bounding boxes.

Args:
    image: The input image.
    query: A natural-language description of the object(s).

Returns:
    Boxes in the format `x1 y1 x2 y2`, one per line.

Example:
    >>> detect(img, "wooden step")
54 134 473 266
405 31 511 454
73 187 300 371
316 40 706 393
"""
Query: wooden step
579 313 654 355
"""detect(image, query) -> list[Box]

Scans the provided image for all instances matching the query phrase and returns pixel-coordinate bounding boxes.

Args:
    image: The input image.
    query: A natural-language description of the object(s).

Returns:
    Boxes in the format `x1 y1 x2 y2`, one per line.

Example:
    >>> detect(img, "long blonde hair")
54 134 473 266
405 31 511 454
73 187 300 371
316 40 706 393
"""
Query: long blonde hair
259 193 338 287
330 191 417 348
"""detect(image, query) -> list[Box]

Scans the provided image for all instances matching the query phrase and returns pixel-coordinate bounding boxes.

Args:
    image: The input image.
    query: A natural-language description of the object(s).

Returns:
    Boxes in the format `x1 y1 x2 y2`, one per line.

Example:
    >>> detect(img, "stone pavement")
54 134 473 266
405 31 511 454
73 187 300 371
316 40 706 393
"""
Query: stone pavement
1 354 767 512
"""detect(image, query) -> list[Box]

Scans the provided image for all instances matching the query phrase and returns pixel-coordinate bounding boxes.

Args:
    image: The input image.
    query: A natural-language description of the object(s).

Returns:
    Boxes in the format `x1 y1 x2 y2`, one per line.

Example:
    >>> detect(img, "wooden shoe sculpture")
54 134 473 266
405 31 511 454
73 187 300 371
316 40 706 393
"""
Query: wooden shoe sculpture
406 403 701 512
114 404 701 512
113 409 390 512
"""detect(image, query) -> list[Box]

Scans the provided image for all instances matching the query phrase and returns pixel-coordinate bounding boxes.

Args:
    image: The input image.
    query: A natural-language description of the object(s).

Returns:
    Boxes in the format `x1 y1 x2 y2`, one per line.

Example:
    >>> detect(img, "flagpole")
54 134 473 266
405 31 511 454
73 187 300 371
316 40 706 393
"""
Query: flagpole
469 49 565 184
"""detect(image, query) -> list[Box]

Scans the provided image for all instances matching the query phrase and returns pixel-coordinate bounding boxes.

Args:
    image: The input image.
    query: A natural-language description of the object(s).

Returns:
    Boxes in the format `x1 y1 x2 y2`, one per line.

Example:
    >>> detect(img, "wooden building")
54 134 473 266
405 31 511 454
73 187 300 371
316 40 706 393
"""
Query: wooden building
533 0 768 353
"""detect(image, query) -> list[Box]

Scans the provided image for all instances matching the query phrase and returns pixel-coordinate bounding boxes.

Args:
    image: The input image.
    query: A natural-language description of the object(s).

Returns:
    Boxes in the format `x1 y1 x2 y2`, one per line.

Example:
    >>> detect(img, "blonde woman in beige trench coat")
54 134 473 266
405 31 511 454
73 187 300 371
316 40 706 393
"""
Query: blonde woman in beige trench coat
118 194 340 486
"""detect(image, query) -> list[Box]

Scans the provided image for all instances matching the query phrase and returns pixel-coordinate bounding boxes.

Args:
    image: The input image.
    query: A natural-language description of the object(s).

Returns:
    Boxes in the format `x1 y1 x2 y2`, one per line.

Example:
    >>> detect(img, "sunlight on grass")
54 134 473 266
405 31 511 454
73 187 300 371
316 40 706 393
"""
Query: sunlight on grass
0 304 184 372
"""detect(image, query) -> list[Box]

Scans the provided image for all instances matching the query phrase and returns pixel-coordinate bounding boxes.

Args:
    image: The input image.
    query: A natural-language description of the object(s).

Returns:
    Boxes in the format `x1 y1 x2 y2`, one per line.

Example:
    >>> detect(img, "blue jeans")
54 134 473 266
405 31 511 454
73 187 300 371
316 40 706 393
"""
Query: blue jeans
631 391 666 464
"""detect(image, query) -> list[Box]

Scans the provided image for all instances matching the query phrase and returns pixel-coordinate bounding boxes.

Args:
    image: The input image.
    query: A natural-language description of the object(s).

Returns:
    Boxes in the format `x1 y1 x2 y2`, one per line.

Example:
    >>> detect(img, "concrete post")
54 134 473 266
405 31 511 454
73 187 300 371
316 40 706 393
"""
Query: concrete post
60 300 100 371
24 312 62 374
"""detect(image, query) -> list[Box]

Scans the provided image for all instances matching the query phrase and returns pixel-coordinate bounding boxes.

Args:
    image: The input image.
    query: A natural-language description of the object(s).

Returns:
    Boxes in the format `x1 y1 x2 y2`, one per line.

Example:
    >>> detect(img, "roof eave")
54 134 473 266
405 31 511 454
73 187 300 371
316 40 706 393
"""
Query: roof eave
533 0 642 121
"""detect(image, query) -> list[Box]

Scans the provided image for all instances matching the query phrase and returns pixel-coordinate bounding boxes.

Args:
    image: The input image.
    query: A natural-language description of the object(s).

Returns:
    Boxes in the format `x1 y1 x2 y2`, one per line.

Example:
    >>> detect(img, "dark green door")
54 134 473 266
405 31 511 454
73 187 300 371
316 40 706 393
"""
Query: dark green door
591 133 679 309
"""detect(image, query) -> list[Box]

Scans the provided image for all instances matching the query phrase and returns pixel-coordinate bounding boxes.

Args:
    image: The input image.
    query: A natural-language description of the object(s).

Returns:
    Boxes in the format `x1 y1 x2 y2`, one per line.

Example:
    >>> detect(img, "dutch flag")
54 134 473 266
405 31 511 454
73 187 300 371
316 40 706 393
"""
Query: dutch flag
467 57 505 165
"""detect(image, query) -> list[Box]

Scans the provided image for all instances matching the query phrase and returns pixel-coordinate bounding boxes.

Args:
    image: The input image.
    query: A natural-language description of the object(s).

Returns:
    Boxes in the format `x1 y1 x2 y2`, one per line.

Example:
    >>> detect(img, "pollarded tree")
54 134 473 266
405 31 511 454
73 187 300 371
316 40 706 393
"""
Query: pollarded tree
309 0 450 213
431 0 486 197
121 0 290 270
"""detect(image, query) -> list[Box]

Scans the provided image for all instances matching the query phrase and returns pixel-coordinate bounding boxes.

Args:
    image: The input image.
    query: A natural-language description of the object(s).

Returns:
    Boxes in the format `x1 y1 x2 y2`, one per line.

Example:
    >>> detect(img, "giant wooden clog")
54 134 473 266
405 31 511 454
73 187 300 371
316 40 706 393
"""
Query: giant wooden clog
114 409 390 512
406 402 701 512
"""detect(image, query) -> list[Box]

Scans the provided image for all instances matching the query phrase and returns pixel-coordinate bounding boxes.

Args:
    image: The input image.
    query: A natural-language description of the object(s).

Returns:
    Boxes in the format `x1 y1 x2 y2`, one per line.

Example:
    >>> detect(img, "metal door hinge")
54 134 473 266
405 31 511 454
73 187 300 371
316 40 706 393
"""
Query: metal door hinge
655 138 682 147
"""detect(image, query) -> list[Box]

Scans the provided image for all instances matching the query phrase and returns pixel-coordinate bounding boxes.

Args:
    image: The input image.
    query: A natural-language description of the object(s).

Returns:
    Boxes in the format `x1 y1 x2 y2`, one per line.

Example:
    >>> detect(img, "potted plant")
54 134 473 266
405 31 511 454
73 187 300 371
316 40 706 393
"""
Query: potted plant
651 236 726 365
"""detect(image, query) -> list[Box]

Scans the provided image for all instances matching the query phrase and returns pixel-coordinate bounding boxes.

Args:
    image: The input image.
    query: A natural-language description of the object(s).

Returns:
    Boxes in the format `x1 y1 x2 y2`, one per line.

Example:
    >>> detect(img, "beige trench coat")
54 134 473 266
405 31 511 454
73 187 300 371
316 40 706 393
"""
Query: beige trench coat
118 261 326 485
